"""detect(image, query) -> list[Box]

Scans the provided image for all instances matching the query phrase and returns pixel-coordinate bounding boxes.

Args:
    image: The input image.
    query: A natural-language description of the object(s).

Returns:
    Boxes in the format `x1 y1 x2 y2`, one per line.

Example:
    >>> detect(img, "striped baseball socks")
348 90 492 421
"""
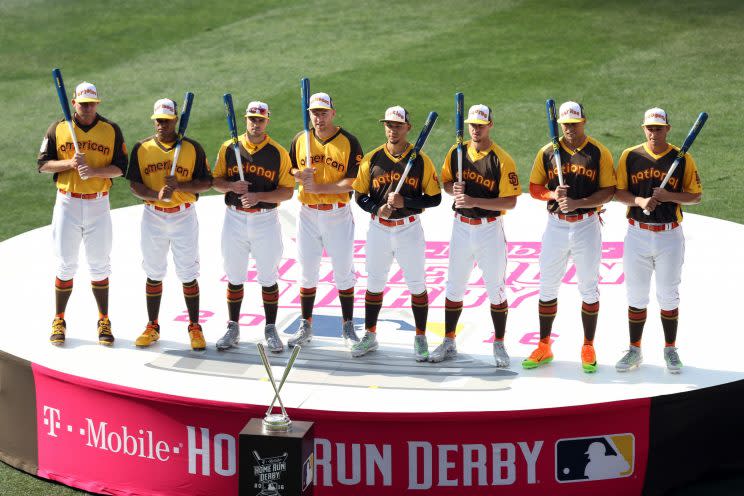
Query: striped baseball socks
411 291 429 336
338 287 355 322
262 284 279 325
538 298 558 341
91 278 109 319
444 298 463 339
182 280 200 323
364 290 384 333
226 283 244 322
54 277 73 318
628 306 647 347
661 308 679 347
581 301 600 343
300 287 316 321
146 279 163 323
491 300 509 341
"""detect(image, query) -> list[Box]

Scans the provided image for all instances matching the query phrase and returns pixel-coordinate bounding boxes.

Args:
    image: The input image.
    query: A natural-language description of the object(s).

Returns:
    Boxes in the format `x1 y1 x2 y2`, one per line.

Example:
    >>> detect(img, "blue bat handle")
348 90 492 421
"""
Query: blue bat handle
52 68 73 122
455 92 464 143
223 93 238 140
546 99 559 141
177 92 194 140
679 112 708 154
301 78 310 132
413 111 438 151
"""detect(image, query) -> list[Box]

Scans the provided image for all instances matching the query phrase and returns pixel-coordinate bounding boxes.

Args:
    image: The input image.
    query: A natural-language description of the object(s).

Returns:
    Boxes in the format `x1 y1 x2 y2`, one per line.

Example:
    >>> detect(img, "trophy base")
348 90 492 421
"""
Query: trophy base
262 413 292 432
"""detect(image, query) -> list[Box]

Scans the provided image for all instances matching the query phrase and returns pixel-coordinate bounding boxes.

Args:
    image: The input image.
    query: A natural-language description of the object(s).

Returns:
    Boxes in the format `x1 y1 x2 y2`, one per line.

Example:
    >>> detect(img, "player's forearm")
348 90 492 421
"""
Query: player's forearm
662 191 702 205
212 177 235 193
38 159 74 173
471 195 519 211
403 193 441 210
129 182 159 202
443 181 455 196
572 186 616 209
355 192 379 215
252 187 294 204
85 165 123 179
312 179 355 195
614 189 639 207
176 178 213 194
529 182 555 201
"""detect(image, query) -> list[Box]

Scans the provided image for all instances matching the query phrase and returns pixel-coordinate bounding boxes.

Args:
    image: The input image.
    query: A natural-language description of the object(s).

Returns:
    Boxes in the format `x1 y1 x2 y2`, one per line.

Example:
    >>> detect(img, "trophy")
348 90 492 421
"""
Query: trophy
256 343 302 432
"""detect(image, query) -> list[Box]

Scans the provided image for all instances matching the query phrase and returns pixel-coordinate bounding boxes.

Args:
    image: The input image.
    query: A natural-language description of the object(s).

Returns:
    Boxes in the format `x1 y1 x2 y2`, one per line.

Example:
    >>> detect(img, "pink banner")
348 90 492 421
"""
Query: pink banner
34 364 649 495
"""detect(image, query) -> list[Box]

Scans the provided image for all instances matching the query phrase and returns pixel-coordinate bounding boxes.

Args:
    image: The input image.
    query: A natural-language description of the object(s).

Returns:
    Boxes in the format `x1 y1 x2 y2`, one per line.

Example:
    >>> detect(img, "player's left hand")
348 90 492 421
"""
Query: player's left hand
557 196 578 212
387 192 404 208
240 193 259 209
453 181 466 195
377 204 393 219
454 194 477 209
651 187 672 202
77 163 94 180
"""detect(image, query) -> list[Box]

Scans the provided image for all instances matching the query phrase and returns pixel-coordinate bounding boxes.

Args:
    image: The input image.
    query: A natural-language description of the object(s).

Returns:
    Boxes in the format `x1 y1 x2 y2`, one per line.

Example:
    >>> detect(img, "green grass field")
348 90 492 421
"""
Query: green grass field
1 0 743 494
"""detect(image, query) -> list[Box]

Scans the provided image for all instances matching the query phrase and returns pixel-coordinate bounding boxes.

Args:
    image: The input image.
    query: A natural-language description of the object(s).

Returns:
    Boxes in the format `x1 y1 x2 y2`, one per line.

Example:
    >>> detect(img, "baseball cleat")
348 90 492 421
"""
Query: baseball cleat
135 322 160 348
664 346 683 374
288 319 313 347
216 321 240 351
492 341 510 367
429 337 457 363
351 331 378 357
264 324 284 353
97 317 114 346
581 344 598 373
188 323 206 352
522 341 553 369
616 345 643 372
50 317 66 346
414 334 429 362
341 320 360 347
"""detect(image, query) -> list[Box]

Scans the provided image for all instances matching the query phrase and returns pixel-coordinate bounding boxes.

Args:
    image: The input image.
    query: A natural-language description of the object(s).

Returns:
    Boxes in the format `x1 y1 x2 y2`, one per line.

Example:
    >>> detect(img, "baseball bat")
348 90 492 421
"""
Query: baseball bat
545 99 565 187
267 345 302 414
52 68 81 155
222 93 245 182
643 111 708 215
455 92 464 183
256 343 289 418
393 111 439 194
168 91 195 176
300 77 312 171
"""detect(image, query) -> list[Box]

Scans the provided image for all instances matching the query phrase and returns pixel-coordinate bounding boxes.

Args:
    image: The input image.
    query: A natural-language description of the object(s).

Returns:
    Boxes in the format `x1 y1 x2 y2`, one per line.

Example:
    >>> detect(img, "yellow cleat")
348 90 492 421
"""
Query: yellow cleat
50 317 66 346
98 317 115 346
188 323 206 351
135 322 160 348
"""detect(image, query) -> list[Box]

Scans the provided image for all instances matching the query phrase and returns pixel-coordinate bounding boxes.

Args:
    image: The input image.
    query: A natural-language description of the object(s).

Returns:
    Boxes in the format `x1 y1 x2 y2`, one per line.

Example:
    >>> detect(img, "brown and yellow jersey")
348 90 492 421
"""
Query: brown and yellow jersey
530 136 616 214
126 136 211 208
213 134 294 209
617 143 702 223
289 127 363 205
37 114 127 194
353 143 440 219
441 140 521 218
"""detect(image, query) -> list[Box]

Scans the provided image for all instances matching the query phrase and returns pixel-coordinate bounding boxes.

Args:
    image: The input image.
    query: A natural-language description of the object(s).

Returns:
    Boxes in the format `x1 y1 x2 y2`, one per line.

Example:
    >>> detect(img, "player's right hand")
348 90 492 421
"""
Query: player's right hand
453 181 466 195
378 204 393 219
232 180 250 195
555 184 570 200
637 196 658 212
158 185 173 202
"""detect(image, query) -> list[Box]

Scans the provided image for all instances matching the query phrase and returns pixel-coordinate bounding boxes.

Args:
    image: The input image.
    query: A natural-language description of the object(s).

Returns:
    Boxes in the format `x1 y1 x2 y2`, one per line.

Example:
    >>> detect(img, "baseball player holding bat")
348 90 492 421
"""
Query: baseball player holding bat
432 104 521 366
614 108 704 373
125 98 212 351
351 106 441 360
213 100 295 352
524 101 616 373
286 84 364 348
38 75 127 346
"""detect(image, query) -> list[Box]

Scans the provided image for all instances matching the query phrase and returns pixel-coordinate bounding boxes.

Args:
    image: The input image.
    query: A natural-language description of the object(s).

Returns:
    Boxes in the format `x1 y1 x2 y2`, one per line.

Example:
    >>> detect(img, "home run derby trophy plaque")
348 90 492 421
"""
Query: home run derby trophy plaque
239 344 314 495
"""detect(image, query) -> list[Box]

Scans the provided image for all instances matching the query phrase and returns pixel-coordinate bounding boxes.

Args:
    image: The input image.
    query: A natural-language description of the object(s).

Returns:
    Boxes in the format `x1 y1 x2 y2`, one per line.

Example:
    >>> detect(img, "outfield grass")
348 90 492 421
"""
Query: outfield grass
1 0 743 494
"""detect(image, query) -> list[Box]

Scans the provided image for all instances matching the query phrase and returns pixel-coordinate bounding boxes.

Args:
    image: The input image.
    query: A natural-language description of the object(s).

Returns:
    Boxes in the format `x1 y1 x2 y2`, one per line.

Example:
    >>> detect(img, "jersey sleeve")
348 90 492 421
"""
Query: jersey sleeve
125 142 144 184
277 145 295 188
352 154 371 194
191 141 212 180
598 143 617 188
37 120 60 168
110 122 128 173
529 146 549 185
212 142 229 179
289 132 302 169
345 134 364 179
440 145 456 183
496 147 521 197
421 153 441 196
682 154 703 194
615 149 630 190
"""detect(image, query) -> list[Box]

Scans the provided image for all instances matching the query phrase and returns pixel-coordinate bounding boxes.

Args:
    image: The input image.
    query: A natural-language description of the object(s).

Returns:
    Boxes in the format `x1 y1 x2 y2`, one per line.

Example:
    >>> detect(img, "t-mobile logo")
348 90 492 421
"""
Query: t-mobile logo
43 406 62 437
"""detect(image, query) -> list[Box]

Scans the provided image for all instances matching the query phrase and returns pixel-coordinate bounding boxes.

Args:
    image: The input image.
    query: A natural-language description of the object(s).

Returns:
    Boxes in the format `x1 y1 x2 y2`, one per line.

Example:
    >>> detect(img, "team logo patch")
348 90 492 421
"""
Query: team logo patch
508 171 518 187
555 433 634 483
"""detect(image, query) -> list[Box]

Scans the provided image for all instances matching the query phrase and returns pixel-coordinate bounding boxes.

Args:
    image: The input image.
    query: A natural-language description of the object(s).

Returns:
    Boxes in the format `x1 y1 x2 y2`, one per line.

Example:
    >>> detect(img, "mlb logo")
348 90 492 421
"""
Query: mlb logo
555 433 634 483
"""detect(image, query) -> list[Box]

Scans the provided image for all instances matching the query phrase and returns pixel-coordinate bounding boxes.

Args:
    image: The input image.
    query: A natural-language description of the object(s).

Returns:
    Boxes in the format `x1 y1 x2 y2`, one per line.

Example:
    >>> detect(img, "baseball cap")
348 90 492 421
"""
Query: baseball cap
642 107 670 127
245 101 270 118
74 82 101 103
150 98 178 120
464 104 492 125
557 101 585 123
379 106 410 124
308 92 334 110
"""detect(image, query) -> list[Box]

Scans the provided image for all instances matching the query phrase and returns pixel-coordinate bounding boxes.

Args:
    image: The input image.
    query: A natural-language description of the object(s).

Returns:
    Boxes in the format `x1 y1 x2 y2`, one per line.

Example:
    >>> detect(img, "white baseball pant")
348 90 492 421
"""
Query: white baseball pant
365 216 426 294
140 204 200 282
222 207 283 286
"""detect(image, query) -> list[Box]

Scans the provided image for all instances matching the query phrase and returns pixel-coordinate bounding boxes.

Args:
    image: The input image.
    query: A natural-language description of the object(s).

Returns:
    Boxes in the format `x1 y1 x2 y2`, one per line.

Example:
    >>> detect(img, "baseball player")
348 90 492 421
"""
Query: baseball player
431 104 521 366
126 98 212 351
212 101 294 353
351 106 441 361
38 81 127 346
614 108 702 373
523 101 616 373
285 92 363 347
